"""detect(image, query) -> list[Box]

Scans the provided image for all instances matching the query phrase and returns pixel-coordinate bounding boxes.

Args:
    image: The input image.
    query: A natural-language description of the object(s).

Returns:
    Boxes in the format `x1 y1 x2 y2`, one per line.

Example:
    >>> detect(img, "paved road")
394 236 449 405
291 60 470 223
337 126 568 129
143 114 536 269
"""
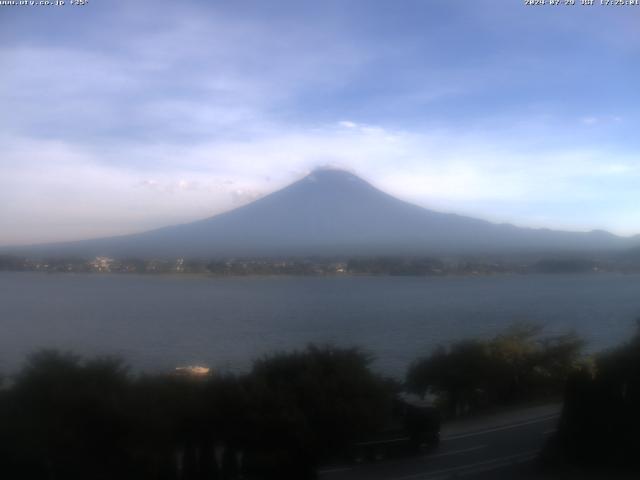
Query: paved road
319 404 561 480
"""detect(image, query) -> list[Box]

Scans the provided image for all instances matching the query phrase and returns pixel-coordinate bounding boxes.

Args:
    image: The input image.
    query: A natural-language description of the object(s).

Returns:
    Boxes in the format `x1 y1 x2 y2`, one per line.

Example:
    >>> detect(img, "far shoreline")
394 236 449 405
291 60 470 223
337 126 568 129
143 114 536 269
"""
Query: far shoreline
1 270 638 279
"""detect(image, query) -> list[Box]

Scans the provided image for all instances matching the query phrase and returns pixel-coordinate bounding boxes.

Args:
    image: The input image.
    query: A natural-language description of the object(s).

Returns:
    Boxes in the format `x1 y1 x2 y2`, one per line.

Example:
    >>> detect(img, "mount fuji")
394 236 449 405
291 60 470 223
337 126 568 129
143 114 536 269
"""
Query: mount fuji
13 168 638 258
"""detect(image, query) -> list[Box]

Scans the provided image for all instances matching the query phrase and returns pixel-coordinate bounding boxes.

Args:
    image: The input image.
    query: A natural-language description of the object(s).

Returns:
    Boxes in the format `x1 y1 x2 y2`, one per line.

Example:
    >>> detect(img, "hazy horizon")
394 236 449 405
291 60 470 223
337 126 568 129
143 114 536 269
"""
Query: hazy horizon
2 1 640 246
3 166 639 249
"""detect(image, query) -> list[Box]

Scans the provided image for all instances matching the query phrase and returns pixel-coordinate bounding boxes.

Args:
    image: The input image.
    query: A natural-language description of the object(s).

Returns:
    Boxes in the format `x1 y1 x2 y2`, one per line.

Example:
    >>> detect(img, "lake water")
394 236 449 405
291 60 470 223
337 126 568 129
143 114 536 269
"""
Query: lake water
1 272 640 378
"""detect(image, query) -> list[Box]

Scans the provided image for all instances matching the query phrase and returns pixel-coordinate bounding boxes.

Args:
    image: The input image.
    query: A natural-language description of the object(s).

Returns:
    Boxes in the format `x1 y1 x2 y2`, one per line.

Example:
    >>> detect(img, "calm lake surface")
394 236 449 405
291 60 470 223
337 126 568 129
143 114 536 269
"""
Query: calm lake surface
1 272 640 378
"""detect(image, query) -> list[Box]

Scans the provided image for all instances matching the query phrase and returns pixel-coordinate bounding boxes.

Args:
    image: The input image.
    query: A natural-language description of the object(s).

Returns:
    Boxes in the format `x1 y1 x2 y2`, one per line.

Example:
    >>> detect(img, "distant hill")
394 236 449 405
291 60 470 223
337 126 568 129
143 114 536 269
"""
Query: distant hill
621 245 640 263
9 168 639 258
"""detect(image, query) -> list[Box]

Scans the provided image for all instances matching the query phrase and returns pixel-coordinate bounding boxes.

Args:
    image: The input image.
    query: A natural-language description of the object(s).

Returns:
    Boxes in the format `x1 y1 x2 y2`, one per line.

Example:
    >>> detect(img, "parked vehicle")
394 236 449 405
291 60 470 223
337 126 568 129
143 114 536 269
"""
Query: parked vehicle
351 393 441 463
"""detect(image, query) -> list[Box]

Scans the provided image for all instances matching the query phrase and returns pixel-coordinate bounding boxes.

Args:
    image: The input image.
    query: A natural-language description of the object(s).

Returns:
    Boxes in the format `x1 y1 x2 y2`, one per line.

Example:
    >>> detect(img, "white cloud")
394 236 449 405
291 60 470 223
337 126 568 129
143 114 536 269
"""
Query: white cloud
0 6 369 146
338 121 357 128
581 117 598 125
3 119 640 245
3 1 640 244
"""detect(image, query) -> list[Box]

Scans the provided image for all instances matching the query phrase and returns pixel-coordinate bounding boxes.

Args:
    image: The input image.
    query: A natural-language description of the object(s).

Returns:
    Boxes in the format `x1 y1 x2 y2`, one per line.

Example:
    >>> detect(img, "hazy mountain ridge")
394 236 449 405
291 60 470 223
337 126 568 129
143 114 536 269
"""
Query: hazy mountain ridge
8 169 639 258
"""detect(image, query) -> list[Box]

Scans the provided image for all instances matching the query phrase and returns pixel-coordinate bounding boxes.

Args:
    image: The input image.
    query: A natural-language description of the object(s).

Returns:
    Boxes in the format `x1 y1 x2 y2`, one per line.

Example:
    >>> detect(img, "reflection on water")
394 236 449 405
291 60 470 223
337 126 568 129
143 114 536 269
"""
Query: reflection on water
1 272 639 377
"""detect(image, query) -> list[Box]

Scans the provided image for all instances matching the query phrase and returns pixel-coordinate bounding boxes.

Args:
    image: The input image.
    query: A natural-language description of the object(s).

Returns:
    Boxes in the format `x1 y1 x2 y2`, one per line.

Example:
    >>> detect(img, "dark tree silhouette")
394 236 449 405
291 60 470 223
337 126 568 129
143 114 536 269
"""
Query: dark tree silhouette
552 323 640 473
406 325 583 417
248 345 396 471
0 345 398 480
1 350 133 479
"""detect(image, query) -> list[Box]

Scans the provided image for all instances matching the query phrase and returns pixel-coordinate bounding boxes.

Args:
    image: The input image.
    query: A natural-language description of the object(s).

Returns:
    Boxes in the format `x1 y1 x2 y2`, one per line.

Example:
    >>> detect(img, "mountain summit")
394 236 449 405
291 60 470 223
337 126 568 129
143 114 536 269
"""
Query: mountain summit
17 168 638 258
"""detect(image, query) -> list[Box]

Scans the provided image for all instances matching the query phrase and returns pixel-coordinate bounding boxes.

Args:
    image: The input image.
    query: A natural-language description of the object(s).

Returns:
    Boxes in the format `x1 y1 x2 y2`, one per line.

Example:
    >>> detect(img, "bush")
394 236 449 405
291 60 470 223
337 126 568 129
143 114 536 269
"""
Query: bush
553 324 640 471
0 345 396 479
249 345 396 463
1 350 134 479
406 324 584 417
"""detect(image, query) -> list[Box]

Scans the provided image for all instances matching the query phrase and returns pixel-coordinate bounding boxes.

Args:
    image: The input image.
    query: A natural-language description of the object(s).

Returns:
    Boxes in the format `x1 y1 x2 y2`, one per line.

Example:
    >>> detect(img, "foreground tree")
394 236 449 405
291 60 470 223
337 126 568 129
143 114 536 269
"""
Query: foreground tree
550 323 640 473
248 345 396 469
406 324 584 417
1 350 133 479
0 345 397 479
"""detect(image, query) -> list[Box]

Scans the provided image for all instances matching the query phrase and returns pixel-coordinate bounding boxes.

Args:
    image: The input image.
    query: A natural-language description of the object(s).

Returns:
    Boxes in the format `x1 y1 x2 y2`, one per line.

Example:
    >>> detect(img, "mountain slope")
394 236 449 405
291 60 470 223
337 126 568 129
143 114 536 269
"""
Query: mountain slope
13 169 639 258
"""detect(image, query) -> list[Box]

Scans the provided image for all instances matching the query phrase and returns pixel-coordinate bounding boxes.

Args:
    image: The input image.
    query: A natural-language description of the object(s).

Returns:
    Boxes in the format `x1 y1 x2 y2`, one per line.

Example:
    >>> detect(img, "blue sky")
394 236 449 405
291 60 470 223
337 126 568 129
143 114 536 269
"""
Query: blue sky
1 0 639 245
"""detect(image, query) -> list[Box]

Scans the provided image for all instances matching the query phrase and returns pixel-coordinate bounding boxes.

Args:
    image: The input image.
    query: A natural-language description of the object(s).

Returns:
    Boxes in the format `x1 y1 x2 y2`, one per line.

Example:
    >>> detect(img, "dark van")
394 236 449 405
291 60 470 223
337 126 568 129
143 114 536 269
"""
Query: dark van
351 394 441 462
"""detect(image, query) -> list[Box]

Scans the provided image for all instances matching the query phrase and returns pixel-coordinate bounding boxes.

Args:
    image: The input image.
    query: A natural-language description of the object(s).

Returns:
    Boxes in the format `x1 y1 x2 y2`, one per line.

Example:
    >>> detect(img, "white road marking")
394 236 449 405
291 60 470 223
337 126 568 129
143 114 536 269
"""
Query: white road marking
318 445 487 476
442 414 559 441
391 450 539 480
318 466 355 475
319 412 557 477
428 444 487 459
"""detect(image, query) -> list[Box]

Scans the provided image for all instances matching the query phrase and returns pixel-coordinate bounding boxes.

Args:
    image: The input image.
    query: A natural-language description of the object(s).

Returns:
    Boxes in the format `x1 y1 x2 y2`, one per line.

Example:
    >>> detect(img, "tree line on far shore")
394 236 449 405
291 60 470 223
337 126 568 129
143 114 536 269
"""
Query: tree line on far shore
0 323 638 478
4 253 638 276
